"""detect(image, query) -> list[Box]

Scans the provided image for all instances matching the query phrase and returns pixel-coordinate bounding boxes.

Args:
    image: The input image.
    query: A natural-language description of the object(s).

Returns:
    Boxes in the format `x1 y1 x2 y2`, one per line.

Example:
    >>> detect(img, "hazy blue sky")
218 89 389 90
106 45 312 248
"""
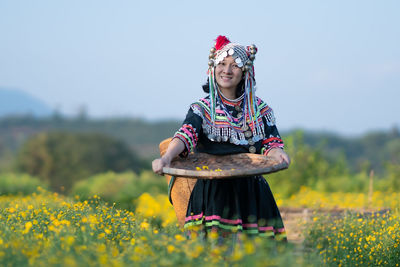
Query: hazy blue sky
1 0 399 135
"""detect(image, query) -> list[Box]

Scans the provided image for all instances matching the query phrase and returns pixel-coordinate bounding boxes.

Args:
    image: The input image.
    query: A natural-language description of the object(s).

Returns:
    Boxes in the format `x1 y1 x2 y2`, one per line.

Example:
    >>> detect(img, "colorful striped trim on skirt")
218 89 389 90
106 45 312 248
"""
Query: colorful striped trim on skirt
184 212 286 240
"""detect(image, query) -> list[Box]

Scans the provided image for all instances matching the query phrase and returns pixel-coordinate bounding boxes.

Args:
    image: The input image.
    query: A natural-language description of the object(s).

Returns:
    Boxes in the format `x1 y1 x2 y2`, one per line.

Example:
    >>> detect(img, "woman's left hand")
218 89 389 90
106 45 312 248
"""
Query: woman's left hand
267 148 291 166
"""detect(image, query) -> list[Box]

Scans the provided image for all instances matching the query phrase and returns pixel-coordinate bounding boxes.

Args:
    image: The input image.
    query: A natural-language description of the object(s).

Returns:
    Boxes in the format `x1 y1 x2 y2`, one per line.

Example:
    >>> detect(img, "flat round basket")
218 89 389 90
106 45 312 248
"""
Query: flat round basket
163 152 288 179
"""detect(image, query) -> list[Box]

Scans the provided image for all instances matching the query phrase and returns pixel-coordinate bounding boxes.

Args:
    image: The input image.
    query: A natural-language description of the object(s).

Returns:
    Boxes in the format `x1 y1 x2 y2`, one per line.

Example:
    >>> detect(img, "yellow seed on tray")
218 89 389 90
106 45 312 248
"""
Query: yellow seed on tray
202 166 209 170
215 168 222 172
196 167 202 171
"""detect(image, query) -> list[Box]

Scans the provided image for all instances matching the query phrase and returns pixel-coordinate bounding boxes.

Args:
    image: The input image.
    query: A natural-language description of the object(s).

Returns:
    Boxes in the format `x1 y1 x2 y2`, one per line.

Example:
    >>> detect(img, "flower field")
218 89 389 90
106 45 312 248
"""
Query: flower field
306 212 400 266
276 186 400 210
0 188 309 266
0 187 399 266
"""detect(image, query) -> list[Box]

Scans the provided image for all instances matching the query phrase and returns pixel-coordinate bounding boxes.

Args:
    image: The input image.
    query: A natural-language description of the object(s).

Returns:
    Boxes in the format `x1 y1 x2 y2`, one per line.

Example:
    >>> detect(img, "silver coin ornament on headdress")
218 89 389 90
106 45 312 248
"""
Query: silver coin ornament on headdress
208 41 257 74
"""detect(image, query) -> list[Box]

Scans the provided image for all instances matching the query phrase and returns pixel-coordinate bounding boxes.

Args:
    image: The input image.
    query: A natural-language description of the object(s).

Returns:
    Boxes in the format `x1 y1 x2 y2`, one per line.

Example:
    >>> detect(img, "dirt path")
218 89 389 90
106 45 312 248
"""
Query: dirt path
280 207 311 243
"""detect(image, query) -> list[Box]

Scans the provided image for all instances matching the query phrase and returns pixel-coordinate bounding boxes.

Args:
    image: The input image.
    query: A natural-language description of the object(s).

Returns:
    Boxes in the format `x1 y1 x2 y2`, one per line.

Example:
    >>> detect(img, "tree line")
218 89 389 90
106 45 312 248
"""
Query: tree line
0 115 399 195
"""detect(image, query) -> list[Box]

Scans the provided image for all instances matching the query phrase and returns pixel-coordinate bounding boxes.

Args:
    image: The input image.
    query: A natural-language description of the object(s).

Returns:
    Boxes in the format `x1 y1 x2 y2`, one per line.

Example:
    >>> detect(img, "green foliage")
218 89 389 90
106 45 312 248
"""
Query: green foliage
313 173 369 193
376 163 400 192
0 172 48 195
16 132 144 193
70 171 166 210
2 116 400 195
268 130 349 197
0 115 180 161
268 130 400 195
1 115 399 174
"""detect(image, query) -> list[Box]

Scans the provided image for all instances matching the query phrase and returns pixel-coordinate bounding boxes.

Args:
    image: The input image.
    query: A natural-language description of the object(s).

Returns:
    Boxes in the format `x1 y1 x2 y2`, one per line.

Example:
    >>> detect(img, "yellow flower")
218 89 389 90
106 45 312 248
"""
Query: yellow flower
189 245 204 258
140 221 150 230
232 248 243 261
175 234 186 241
167 245 175 253
209 231 218 240
98 233 105 239
244 241 255 254
20 211 27 219
8 207 16 213
22 221 33 234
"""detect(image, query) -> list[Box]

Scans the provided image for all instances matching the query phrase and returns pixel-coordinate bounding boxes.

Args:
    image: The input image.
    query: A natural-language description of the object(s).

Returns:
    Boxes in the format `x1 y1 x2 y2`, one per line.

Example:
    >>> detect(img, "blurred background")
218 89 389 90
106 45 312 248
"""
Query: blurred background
0 1 399 206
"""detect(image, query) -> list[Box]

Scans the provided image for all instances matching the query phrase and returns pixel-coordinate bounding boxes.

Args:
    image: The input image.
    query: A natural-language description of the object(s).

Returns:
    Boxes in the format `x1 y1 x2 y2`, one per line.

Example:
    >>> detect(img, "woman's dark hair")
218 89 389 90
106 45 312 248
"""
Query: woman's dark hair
202 77 245 98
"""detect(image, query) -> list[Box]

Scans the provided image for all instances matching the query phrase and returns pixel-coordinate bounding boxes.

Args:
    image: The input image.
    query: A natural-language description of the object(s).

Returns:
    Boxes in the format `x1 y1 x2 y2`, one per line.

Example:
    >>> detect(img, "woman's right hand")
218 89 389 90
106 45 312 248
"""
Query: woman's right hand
153 137 185 175
152 156 171 175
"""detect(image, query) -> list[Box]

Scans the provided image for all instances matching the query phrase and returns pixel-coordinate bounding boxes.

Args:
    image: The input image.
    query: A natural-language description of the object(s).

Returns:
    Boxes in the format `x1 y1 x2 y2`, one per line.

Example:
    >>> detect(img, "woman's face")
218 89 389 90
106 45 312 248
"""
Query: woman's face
215 56 243 93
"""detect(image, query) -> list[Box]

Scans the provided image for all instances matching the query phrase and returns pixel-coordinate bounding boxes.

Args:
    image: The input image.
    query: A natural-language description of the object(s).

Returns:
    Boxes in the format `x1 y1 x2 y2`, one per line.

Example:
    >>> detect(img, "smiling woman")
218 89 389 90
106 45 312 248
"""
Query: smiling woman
152 35 290 242
215 56 243 98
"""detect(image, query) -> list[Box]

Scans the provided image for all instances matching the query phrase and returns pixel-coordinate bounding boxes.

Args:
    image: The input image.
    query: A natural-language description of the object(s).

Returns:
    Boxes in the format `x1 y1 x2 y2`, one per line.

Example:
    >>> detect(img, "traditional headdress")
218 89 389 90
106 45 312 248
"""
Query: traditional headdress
207 35 264 141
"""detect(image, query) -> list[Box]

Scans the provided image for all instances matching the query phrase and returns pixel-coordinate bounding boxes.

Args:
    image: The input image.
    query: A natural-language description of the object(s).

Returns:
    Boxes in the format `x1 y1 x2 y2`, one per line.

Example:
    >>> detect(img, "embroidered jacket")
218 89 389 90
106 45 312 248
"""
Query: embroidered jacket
173 95 284 156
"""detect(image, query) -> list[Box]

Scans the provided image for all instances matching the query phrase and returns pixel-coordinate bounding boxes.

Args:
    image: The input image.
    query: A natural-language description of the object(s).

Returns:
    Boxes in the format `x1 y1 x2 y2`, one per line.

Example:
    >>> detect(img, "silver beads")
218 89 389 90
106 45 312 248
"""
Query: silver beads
209 47 216 66
249 44 257 54
243 44 257 72
244 131 253 138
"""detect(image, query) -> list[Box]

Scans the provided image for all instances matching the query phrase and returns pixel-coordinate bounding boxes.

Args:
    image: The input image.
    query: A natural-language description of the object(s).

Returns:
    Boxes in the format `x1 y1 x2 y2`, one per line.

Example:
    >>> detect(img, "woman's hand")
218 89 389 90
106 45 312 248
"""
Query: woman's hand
153 138 186 176
267 148 291 166
152 156 172 175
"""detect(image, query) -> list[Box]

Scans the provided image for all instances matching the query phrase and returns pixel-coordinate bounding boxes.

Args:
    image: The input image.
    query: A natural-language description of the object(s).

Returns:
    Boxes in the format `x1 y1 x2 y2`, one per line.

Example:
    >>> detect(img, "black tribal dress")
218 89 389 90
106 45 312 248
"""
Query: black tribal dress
172 94 286 240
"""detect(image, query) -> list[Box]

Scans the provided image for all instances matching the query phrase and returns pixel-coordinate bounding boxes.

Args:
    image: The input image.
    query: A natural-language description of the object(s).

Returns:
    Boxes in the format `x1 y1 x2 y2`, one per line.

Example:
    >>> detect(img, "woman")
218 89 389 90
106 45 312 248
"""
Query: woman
152 35 290 240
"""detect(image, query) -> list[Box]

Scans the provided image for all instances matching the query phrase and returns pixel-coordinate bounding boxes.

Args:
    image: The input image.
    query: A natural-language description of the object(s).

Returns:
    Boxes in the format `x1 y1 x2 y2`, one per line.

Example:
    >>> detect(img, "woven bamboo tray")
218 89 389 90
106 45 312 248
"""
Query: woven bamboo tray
162 152 288 178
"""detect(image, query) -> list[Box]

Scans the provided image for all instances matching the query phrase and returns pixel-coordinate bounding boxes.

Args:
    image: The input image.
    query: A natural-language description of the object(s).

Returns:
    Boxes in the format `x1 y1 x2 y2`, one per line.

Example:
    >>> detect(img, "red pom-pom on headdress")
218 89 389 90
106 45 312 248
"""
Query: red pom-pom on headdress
215 35 230 50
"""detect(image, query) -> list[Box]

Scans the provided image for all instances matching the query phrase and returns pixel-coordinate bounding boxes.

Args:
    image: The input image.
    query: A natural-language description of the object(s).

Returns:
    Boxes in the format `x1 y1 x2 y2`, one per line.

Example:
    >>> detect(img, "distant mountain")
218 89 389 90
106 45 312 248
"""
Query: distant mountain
0 88 53 117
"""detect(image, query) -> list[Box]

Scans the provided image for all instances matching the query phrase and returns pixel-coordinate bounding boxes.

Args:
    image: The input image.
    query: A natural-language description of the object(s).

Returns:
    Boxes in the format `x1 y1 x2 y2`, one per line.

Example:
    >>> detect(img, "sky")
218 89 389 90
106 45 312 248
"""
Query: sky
1 0 399 136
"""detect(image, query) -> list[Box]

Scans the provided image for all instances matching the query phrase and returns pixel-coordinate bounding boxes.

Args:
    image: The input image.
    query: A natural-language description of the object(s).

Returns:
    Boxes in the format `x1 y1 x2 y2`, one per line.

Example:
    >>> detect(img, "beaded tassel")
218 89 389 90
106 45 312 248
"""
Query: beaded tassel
209 68 217 123
243 68 262 138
